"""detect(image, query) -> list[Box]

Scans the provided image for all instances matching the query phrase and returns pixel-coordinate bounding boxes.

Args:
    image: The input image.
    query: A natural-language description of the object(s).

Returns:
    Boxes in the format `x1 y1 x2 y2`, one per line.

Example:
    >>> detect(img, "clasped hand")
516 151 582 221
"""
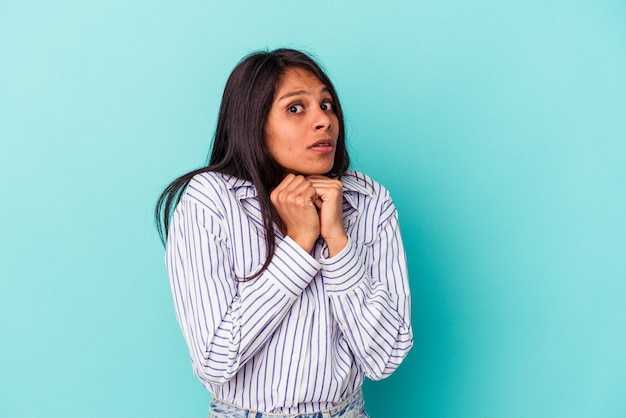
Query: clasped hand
270 174 348 256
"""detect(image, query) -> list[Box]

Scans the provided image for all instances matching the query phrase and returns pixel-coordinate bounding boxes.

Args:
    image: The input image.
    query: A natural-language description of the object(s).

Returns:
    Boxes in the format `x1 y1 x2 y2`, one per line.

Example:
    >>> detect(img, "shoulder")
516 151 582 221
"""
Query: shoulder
183 171 252 208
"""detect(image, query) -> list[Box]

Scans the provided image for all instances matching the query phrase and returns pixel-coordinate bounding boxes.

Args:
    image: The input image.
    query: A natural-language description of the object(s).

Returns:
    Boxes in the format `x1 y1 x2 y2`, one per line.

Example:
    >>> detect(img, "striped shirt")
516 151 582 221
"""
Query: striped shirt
166 170 412 414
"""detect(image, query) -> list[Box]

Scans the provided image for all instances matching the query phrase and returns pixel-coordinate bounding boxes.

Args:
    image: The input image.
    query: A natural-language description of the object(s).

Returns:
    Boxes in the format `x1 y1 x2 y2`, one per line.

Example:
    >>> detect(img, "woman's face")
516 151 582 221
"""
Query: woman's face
264 67 339 176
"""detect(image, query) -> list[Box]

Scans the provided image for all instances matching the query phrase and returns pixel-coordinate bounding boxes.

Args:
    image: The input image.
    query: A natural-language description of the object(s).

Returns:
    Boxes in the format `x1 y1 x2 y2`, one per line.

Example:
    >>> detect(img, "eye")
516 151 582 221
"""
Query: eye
321 100 334 111
288 104 304 113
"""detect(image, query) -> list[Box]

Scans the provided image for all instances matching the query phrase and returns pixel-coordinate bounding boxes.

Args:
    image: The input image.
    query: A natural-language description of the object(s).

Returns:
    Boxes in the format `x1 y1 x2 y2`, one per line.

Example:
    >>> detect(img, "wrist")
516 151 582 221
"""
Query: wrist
289 232 319 253
324 234 348 257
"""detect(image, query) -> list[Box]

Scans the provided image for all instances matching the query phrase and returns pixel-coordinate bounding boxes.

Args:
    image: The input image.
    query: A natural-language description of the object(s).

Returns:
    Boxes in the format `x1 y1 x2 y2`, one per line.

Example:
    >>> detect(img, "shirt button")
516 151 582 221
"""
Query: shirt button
292 354 299 361
285 400 293 408
300 310 307 318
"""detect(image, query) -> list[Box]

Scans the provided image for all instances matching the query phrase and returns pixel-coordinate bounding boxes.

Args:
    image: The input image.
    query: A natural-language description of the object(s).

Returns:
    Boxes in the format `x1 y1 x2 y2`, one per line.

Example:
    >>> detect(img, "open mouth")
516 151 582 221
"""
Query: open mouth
311 142 333 148
309 142 334 154
309 139 335 150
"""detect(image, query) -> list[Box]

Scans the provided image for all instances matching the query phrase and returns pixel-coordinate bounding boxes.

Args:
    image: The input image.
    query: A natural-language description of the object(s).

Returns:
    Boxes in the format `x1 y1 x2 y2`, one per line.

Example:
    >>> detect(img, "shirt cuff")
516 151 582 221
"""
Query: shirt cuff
319 237 367 295
265 236 322 299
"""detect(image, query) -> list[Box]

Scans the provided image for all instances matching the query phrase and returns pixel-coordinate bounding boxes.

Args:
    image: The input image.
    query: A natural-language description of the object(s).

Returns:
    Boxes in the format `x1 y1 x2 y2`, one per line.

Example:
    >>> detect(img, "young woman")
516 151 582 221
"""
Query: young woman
156 48 412 418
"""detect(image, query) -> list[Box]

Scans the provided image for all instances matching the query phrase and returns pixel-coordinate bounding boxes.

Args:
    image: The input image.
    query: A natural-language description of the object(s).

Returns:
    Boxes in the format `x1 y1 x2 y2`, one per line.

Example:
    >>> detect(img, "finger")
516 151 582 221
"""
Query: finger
307 182 342 202
306 176 342 190
273 173 298 192
305 175 332 185
284 177 316 202
273 174 312 199
272 176 317 207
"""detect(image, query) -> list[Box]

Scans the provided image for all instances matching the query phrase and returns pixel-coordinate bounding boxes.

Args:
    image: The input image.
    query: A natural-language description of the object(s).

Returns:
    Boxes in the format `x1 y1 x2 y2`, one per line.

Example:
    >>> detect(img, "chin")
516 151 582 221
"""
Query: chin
305 166 335 176
284 159 335 177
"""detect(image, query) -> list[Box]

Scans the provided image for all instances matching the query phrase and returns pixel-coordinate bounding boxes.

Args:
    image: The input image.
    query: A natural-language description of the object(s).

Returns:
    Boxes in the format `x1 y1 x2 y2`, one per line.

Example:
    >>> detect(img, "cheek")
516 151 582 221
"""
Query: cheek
272 131 295 152
331 116 340 135
266 136 293 161
272 139 292 153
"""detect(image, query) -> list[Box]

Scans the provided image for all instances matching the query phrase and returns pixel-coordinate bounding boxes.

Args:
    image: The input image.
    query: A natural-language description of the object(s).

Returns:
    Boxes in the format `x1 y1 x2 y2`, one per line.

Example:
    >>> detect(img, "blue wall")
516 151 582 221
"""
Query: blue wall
1 1 625 417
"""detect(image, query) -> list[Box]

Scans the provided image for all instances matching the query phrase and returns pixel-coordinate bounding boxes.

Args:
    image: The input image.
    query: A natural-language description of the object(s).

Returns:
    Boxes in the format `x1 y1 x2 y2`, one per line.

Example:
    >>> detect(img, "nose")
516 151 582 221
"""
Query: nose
312 108 332 131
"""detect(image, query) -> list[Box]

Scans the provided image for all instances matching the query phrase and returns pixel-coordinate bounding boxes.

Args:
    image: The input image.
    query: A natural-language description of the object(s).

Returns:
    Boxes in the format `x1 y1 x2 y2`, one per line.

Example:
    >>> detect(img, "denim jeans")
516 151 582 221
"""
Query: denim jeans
208 389 369 418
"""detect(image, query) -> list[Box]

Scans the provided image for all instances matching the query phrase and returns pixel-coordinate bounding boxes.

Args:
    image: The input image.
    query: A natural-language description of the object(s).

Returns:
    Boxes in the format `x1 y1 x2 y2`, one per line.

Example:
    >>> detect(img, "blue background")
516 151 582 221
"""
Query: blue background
1 1 625 417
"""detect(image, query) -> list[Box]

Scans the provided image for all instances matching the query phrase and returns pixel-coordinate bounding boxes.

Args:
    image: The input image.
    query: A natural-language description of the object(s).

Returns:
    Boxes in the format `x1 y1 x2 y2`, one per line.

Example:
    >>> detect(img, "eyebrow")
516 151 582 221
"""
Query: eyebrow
278 87 329 102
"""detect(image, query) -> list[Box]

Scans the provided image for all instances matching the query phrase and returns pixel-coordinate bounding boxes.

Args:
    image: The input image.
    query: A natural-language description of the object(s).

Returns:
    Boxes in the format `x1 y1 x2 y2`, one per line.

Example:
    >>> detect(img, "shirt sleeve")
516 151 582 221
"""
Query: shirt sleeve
320 195 413 380
166 199 321 386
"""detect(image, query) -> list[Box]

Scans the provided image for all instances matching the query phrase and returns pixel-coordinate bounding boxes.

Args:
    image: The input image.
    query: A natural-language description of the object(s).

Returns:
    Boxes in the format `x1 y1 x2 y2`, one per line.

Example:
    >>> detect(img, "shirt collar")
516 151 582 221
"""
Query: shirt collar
219 170 375 208
218 173 257 200
340 171 375 210
340 171 375 197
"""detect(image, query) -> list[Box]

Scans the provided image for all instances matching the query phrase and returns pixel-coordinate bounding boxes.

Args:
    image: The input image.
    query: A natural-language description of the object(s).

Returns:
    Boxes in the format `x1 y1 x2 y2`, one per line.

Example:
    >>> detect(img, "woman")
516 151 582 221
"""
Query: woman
156 48 412 417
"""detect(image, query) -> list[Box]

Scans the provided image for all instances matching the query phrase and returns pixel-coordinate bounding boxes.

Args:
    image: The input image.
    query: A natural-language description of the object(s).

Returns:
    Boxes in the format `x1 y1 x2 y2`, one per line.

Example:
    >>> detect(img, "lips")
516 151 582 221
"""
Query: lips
309 139 335 149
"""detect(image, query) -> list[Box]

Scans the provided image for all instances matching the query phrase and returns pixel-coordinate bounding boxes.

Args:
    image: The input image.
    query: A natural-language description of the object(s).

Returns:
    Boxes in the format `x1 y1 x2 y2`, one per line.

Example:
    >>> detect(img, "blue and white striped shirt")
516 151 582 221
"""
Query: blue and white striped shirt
166 170 412 414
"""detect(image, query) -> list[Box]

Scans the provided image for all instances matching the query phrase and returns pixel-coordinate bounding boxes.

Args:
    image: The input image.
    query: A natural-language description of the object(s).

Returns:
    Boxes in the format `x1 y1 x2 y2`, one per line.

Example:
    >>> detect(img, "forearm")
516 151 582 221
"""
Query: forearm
168 201 321 384
205 237 321 381
321 219 412 379
328 281 413 379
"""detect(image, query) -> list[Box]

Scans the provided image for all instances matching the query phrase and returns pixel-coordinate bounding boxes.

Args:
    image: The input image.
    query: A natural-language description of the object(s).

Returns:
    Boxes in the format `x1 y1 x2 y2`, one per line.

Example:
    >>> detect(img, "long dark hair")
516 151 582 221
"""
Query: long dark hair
155 48 349 279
